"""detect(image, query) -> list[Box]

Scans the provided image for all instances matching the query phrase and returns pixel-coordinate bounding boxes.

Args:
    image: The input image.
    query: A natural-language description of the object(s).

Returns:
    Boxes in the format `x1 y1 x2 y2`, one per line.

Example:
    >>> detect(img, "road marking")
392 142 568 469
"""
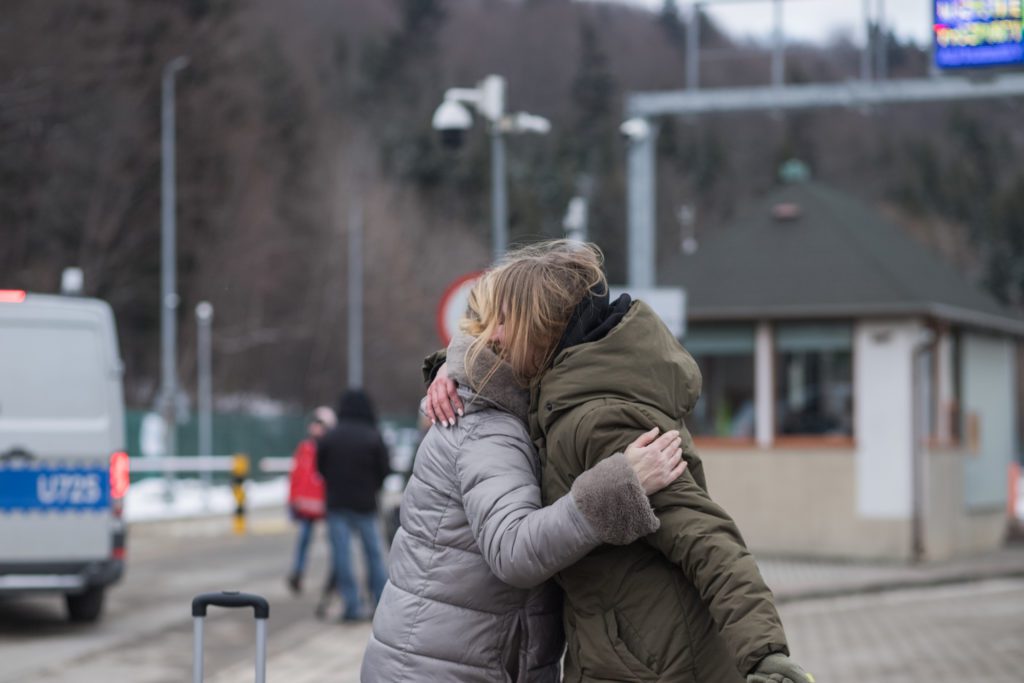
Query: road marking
247 517 290 535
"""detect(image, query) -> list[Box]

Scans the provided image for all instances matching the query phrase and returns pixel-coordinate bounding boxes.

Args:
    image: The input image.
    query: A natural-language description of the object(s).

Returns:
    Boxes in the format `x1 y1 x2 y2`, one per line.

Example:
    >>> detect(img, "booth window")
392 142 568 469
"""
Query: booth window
775 323 853 437
685 324 756 439
950 330 963 443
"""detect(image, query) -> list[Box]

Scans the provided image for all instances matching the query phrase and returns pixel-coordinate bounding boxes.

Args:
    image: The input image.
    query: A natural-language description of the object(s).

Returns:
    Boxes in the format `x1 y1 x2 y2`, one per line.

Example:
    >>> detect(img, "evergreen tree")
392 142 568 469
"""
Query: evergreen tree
570 19 616 173
658 0 686 52
568 18 626 277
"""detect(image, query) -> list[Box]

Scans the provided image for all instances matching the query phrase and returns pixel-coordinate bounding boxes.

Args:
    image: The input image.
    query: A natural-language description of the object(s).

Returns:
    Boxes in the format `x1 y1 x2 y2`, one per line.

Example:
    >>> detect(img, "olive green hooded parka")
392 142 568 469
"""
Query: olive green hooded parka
530 299 789 682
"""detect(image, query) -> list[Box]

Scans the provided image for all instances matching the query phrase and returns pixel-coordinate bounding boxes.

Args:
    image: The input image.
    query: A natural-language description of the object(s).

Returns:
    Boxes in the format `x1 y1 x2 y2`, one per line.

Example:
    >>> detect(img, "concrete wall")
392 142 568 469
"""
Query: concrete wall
700 448 912 560
699 444 1008 561
853 319 921 519
924 448 1007 561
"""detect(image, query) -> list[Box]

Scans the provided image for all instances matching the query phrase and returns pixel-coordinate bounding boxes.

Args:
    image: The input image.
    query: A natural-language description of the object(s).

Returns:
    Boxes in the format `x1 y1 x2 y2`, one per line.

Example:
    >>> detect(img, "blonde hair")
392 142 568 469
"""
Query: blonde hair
460 240 607 386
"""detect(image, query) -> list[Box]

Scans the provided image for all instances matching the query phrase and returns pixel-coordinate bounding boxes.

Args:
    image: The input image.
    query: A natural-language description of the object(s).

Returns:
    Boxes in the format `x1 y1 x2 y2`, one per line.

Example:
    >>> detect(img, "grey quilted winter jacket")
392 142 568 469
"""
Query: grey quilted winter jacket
362 336 660 682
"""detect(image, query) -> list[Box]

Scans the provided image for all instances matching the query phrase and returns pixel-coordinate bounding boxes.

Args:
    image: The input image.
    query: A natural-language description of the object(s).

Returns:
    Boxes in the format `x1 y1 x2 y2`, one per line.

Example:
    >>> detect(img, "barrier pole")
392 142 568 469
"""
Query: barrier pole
231 453 249 535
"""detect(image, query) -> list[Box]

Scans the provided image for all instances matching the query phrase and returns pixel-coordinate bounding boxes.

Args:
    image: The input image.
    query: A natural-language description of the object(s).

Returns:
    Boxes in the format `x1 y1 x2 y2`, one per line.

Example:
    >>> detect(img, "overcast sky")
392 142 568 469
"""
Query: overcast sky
597 0 934 46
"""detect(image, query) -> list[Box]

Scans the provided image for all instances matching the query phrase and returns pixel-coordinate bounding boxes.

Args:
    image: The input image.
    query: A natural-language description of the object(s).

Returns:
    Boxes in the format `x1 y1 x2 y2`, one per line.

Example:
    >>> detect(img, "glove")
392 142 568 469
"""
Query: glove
747 653 815 683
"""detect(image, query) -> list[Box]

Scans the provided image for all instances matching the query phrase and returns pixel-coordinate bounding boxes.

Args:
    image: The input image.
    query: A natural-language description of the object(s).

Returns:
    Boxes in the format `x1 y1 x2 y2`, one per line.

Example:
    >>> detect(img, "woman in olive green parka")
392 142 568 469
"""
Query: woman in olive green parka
425 241 813 683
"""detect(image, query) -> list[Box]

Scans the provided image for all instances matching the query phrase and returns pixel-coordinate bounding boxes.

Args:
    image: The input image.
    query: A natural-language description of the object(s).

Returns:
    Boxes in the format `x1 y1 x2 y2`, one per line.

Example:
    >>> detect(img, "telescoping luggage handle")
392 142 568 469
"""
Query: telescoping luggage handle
192 591 270 683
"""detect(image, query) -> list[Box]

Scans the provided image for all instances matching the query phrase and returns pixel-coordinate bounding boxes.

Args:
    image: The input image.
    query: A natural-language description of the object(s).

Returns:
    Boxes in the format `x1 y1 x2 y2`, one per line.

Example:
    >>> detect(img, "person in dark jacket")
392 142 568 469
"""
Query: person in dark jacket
316 389 390 621
424 241 814 683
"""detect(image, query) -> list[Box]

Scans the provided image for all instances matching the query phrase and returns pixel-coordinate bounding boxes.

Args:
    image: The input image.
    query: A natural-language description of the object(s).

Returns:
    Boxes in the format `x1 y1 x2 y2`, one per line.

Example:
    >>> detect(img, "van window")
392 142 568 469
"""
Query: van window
0 324 108 419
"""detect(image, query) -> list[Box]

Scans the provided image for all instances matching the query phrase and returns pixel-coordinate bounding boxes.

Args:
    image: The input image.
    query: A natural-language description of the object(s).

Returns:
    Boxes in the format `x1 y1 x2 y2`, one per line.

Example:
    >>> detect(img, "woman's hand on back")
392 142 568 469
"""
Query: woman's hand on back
424 363 464 427
624 427 685 495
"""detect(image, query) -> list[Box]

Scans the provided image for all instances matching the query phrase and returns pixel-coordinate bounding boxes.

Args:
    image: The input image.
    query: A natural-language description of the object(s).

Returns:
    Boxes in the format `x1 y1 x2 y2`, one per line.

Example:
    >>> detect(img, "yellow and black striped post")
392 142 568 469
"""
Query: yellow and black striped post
231 453 249 535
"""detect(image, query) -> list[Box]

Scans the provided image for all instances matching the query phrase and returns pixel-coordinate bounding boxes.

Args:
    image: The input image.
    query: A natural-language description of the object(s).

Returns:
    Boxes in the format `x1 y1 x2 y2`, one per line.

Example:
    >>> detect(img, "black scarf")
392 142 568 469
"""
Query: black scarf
553 287 632 360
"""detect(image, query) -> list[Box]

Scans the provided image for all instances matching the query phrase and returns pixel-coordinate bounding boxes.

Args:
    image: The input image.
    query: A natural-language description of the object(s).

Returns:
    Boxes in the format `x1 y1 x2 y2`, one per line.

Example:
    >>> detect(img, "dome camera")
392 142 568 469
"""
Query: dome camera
432 99 473 148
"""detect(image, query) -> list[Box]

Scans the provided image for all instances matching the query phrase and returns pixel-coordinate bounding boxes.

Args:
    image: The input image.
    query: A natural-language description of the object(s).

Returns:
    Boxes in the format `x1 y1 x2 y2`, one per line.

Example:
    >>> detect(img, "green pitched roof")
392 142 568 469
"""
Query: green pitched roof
659 182 1024 335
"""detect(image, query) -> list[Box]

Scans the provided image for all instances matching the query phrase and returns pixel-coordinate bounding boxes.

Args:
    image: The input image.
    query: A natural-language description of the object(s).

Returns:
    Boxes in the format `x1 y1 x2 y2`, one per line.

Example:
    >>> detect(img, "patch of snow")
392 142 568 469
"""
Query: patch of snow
124 476 287 523
213 393 298 417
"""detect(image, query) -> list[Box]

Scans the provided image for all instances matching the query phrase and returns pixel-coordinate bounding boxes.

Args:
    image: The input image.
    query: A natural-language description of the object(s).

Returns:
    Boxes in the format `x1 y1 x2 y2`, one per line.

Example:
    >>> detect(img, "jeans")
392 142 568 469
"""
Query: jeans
326 510 388 619
291 516 315 577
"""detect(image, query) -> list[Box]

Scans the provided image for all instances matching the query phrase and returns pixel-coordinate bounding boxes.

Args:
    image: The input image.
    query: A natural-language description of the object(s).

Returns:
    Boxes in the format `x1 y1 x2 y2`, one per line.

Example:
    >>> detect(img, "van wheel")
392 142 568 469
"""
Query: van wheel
66 587 105 623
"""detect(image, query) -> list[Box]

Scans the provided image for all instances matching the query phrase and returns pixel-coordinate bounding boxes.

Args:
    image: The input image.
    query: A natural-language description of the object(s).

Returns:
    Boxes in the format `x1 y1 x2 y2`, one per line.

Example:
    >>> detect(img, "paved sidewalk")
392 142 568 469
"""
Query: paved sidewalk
210 545 1024 682
208 620 372 683
784 578 1024 683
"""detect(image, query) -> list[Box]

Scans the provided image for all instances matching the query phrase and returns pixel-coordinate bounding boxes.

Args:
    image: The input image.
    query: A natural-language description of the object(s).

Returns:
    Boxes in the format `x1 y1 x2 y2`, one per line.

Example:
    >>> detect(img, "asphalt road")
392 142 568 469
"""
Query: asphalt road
0 511 340 683
4 511 1024 683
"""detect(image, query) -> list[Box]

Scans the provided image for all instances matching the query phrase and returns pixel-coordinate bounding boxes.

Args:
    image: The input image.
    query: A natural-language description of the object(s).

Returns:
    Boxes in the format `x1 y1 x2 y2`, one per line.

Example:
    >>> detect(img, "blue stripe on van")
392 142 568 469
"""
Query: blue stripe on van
0 466 110 511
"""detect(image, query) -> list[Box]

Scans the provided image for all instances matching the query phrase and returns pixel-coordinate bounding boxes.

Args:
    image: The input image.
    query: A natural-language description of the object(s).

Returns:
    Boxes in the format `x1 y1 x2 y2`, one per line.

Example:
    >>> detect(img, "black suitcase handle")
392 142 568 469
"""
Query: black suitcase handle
192 591 269 683
192 591 269 619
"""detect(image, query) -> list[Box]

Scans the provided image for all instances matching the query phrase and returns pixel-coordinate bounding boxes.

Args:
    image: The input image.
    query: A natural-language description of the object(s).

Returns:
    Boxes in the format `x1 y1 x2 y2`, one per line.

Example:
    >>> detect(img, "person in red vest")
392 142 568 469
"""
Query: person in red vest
286 406 336 594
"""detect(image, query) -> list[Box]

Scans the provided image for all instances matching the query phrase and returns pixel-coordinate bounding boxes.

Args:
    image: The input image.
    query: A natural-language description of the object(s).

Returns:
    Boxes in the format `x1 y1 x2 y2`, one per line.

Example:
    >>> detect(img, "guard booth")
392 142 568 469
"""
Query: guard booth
661 175 1024 561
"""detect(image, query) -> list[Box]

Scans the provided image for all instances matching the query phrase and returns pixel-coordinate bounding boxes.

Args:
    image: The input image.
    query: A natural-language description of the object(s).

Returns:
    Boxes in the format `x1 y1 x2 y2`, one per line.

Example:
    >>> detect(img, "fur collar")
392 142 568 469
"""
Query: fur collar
447 332 529 422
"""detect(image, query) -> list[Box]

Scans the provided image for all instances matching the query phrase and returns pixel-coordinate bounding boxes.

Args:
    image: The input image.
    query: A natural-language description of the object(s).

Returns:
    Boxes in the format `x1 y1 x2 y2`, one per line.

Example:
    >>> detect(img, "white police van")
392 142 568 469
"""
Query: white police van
0 290 128 622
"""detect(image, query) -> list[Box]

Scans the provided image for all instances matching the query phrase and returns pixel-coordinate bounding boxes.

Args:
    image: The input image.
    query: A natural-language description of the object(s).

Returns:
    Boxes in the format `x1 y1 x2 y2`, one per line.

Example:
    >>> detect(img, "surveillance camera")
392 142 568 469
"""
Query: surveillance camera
620 117 651 141
432 99 473 148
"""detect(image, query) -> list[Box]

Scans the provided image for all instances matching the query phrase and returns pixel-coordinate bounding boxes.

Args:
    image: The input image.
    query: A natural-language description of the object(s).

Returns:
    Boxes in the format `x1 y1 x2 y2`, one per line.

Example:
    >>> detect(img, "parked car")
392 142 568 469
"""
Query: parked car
0 290 129 622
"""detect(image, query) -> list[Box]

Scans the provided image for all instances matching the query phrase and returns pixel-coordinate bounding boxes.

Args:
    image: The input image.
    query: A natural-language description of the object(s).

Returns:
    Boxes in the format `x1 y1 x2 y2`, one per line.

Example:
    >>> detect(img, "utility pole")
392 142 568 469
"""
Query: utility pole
480 75 509 260
623 118 657 289
686 3 701 91
195 302 213 499
861 0 873 81
563 197 589 243
771 0 784 87
195 302 213 454
347 202 364 389
875 0 888 81
160 55 187 476
490 125 508 259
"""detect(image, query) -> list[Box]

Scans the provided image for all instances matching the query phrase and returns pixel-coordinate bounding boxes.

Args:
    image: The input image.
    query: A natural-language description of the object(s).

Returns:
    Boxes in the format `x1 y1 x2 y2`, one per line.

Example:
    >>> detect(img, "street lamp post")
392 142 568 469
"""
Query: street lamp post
160 55 187 485
490 125 508 260
433 75 551 260
347 202 364 389
621 117 657 289
195 302 213 501
563 196 589 243
195 302 214 457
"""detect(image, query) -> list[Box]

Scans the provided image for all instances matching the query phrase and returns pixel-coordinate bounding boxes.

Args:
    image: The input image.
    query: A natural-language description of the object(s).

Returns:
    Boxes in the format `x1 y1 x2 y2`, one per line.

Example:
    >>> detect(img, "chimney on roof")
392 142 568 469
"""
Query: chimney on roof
779 159 811 185
773 159 809 223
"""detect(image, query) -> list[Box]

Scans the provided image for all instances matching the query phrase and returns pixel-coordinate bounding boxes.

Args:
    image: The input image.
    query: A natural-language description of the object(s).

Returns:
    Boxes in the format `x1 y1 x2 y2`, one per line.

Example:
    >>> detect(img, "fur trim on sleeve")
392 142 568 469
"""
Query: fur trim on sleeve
570 453 660 545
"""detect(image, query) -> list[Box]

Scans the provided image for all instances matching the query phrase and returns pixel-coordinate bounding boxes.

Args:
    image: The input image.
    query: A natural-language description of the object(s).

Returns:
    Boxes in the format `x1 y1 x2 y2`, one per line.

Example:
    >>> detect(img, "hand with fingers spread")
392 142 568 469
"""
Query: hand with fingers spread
747 654 816 683
424 362 463 427
624 427 686 495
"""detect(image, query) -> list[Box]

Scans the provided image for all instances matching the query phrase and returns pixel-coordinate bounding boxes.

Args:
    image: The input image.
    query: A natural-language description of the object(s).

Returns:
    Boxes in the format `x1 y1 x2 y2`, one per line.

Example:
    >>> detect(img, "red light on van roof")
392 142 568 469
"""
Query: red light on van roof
0 290 26 303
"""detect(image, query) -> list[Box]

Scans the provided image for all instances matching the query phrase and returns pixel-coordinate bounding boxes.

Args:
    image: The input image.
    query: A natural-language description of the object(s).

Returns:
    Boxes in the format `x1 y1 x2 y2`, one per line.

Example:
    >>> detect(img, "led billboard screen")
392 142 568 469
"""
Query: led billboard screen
934 1 1024 69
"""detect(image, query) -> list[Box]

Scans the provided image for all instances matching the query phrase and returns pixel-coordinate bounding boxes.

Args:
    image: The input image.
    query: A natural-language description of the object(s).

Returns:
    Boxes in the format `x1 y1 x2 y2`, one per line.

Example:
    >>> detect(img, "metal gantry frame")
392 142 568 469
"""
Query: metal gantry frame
624 0 1024 288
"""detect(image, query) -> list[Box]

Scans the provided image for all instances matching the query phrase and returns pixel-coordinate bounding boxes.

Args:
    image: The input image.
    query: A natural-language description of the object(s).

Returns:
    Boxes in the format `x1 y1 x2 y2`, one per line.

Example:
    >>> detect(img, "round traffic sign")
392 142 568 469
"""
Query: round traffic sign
436 271 483 345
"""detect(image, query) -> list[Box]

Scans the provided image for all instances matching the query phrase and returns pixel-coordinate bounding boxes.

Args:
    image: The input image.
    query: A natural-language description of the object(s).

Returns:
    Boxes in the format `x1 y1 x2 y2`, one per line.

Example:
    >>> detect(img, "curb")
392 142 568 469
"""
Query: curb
775 565 1024 603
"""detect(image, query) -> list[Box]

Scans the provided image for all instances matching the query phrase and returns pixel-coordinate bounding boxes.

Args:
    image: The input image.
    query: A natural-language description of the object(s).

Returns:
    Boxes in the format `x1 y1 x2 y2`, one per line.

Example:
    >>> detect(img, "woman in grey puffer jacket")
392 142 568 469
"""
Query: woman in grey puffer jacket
361 332 684 682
